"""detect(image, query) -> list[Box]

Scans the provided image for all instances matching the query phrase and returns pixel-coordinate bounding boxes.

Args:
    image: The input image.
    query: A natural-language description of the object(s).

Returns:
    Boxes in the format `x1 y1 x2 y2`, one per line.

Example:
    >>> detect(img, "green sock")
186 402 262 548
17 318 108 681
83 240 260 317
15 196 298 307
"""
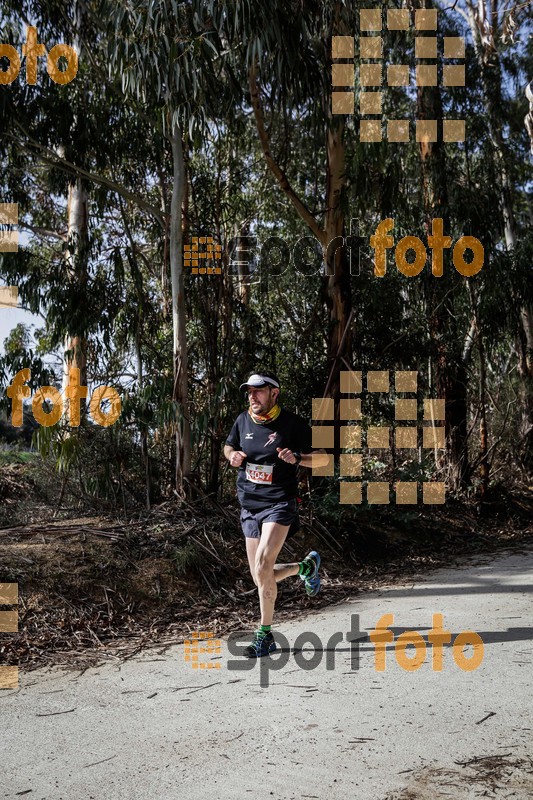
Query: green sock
258 624 271 636
298 560 312 578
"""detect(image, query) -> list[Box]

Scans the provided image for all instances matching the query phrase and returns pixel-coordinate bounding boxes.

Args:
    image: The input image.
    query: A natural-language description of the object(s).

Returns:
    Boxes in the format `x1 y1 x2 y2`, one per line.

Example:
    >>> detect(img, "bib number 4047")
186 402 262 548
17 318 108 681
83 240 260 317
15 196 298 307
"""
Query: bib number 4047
245 463 274 484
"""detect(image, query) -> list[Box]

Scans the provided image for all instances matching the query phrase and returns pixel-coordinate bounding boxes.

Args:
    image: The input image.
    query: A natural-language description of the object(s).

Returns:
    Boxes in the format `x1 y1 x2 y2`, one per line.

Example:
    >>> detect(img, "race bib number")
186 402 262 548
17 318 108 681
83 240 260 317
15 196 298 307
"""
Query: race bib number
245 462 274 484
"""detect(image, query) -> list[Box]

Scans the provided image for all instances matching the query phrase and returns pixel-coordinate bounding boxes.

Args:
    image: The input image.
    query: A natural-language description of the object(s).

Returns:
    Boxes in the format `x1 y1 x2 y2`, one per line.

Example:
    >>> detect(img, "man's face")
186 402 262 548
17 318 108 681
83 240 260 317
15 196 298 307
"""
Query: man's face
247 386 278 415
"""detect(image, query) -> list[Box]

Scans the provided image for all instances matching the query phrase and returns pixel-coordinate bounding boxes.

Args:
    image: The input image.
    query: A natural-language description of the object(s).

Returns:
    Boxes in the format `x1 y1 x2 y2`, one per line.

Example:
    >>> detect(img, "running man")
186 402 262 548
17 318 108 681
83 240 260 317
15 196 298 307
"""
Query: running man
224 370 330 658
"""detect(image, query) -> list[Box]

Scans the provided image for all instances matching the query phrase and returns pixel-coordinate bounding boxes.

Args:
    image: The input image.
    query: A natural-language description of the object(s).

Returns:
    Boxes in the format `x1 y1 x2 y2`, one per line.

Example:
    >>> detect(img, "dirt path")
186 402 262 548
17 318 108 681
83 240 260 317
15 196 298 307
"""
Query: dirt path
2 549 533 799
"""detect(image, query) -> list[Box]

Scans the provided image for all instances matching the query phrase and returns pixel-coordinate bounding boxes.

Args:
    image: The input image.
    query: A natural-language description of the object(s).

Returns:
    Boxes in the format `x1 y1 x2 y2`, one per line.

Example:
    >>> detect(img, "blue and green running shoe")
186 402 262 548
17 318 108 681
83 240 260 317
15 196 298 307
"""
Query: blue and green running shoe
244 630 277 658
299 550 321 596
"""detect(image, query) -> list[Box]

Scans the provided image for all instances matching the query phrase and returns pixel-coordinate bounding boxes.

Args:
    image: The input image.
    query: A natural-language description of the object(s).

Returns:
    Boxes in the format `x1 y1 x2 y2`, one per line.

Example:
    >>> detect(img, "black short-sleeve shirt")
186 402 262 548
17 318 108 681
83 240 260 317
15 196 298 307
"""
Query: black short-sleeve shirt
225 408 312 511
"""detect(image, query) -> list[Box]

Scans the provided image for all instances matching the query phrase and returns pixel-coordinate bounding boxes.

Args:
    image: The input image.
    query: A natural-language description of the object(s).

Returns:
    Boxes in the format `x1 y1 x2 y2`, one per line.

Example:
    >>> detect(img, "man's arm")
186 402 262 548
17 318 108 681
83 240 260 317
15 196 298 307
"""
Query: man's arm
300 449 329 469
277 414 331 468
225 417 247 467
277 447 330 468
224 444 248 467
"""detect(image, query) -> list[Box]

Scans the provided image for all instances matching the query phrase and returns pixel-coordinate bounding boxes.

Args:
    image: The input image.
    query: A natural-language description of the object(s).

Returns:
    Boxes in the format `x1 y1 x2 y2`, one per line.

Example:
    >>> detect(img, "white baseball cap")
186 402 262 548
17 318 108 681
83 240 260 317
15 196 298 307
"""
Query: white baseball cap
239 373 280 391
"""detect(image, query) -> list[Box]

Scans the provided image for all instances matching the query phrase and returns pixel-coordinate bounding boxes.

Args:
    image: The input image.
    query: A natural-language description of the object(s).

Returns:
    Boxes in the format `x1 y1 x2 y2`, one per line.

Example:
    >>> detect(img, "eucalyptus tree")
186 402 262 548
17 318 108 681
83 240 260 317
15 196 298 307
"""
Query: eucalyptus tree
405 0 473 488
460 0 533 464
0 0 170 501
100 0 230 495
0 0 99 396
526 80 533 152
0 0 129 436
200 0 360 397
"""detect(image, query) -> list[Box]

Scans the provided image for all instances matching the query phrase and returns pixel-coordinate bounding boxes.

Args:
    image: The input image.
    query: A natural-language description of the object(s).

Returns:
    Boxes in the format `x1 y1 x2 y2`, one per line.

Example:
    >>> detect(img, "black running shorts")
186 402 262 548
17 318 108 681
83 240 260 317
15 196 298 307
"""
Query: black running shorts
240 499 300 540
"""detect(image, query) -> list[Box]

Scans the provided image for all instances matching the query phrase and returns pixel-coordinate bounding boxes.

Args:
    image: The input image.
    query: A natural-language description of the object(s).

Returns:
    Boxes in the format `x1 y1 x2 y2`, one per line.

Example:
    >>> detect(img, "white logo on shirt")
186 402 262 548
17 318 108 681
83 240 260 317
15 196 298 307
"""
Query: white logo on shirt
245 433 253 439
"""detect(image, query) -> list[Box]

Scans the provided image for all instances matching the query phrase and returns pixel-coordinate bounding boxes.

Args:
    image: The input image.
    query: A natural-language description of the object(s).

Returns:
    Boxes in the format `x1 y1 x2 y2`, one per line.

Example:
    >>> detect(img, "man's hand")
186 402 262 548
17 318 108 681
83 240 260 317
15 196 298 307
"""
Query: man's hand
277 447 298 465
229 450 247 467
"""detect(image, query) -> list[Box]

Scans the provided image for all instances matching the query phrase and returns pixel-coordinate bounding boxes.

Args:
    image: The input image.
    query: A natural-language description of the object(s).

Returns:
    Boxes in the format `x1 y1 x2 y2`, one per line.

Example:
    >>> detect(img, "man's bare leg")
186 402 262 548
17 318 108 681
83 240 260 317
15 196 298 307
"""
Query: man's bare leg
254 522 291 626
245 537 260 584
245 536 299 585
273 562 299 581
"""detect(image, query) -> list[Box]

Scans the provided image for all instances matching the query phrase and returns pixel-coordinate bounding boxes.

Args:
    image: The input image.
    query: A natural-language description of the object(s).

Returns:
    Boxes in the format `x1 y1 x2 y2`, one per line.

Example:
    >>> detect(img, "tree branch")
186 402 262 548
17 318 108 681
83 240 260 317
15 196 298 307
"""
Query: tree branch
19 223 67 242
9 123 165 227
248 64 326 246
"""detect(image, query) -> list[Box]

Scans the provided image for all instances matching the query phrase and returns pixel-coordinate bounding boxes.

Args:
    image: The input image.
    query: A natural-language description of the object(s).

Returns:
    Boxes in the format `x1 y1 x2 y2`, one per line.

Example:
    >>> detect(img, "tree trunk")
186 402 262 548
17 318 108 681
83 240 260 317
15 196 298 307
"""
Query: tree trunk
134 328 151 509
248 54 352 400
169 116 191 496
467 284 489 503
323 115 352 400
157 163 171 321
63 177 88 394
415 0 469 489
235 222 252 306
526 81 533 154
467 1 533 467
477 337 489 501
62 1 88 401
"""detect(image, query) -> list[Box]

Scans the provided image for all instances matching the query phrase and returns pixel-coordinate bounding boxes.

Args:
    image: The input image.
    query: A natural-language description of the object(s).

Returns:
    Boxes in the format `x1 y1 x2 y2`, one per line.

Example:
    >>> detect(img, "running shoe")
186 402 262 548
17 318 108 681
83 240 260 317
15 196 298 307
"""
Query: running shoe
300 550 321 596
244 630 277 658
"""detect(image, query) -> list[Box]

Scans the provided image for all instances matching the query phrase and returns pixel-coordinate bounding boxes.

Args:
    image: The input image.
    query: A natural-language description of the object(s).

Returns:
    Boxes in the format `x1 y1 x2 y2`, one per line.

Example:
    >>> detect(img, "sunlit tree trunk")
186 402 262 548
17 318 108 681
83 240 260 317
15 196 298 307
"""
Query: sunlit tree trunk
169 116 191 496
63 178 89 395
62 2 88 403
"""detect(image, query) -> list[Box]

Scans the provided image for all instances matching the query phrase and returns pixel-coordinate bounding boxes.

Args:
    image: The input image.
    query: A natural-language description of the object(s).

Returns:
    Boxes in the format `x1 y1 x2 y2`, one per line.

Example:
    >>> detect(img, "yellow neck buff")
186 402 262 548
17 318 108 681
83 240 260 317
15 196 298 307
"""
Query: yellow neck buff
248 403 281 425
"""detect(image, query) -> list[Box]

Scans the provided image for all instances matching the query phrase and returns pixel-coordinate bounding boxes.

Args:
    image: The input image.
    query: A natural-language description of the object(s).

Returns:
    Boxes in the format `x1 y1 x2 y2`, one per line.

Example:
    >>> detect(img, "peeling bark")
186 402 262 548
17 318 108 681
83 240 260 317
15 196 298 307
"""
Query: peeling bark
63 176 89 397
169 116 191 495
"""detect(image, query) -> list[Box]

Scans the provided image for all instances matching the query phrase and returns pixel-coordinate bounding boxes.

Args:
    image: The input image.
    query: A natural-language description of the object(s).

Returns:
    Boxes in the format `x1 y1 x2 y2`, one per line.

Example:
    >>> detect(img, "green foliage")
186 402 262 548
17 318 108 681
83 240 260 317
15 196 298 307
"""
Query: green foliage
171 541 204 576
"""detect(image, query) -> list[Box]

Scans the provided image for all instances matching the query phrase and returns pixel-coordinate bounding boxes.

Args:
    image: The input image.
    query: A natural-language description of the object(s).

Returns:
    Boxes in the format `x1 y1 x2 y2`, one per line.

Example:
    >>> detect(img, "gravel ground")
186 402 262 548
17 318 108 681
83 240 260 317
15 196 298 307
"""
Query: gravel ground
2 548 533 799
